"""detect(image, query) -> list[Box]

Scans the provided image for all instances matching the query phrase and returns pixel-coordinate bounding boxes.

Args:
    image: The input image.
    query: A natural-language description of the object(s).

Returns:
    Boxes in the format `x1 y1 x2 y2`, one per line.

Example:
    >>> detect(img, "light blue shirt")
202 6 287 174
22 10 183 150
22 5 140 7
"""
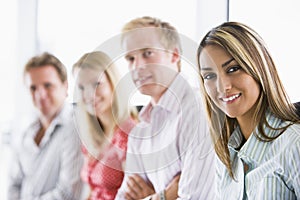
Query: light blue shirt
217 111 300 199
8 103 83 200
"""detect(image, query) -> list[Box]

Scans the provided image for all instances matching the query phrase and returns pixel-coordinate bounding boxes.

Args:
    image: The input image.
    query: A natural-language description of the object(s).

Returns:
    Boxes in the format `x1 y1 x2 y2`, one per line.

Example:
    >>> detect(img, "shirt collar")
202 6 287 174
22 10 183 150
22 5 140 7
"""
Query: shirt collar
139 74 188 122
28 103 71 147
228 110 287 164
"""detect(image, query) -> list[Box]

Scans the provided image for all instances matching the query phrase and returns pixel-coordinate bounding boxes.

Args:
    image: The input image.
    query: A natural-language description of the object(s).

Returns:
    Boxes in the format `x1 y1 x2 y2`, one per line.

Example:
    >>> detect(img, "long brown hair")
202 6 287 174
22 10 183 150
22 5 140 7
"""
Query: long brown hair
197 22 299 178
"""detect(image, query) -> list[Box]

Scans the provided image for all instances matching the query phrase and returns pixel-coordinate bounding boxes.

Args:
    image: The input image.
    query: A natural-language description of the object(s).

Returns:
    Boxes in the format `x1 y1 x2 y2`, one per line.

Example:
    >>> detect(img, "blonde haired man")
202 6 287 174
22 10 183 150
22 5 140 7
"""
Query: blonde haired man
116 16 215 200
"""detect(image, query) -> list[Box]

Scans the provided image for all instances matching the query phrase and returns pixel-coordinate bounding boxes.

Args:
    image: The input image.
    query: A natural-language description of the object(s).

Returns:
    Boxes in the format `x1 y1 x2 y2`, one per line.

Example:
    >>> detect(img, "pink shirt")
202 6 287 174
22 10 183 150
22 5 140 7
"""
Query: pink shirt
81 118 136 200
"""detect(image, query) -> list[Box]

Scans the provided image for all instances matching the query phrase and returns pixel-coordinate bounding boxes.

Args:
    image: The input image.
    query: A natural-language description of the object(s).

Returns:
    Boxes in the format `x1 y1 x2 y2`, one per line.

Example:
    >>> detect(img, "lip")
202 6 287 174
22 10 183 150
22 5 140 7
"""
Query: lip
219 93 241 103
134 75 152 86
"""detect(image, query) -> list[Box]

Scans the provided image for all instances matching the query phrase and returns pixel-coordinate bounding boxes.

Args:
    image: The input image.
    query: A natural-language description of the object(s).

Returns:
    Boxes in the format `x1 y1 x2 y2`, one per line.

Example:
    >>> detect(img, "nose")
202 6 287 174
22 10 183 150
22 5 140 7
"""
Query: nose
34 87 47 100
217 74 232 94
131 56 146 71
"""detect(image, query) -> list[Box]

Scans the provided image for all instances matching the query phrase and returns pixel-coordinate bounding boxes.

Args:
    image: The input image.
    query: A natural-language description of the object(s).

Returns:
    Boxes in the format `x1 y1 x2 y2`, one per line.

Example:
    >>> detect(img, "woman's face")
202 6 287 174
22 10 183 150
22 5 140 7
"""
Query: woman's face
199 45 260 121
77 68 113 117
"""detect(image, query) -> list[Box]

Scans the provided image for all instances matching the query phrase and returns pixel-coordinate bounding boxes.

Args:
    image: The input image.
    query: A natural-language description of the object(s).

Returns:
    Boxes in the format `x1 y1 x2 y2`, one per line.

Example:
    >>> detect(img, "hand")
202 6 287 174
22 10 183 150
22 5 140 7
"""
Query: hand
125 174 155 200
165 173 180 200
146 173 181 200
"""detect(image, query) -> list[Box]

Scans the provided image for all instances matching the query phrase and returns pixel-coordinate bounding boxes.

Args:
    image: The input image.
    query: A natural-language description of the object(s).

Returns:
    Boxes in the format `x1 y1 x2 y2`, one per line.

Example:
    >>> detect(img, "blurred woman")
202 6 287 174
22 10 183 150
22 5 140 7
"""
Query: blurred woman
73 51 137 200
197 22 300 199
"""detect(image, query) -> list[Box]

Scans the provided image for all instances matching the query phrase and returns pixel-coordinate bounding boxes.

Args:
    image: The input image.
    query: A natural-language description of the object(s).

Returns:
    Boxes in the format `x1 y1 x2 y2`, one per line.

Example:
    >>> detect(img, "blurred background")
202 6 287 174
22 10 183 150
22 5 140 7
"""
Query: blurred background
1 0 300 198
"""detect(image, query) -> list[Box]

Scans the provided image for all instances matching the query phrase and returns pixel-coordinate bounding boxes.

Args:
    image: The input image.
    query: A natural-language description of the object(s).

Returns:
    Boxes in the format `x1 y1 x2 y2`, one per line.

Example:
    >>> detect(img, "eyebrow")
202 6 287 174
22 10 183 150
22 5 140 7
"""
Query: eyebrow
222 58 234 67
124 48 148 58
200 58 235 71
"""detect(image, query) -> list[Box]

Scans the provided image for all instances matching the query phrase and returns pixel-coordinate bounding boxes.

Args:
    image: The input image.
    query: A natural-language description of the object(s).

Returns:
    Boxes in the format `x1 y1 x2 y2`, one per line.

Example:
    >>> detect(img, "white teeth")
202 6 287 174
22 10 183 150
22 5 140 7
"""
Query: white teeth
222 94 240 102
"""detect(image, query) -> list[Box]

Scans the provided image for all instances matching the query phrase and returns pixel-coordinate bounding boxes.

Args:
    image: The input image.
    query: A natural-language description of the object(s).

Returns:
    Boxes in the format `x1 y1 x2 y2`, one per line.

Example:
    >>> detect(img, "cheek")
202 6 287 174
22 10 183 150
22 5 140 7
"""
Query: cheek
95 86 113 99
204 82 216 100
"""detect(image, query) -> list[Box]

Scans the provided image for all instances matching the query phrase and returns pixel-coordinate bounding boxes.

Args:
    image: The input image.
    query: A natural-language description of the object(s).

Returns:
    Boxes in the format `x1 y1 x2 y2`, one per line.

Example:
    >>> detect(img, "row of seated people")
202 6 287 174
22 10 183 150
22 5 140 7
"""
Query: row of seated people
8 16 300 200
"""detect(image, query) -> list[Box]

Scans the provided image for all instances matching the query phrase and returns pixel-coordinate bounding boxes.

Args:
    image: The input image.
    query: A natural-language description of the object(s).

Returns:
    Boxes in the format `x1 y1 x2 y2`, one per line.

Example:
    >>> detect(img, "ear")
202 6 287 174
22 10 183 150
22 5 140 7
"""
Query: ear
171 47 180 64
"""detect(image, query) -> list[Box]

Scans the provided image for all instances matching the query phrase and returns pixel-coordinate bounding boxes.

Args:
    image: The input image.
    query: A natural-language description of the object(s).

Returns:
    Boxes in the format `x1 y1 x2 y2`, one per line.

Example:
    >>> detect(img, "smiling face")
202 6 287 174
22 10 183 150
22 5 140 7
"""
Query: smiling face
77 68 113 118
123 28 179 103
25 65 68 121
199 45 261 121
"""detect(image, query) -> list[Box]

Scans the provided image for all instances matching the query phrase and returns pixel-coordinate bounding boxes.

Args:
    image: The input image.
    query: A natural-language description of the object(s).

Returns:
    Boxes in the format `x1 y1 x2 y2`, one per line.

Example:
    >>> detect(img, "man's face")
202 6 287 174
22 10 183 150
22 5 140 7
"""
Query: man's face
25 65 68 120
123 27 179 103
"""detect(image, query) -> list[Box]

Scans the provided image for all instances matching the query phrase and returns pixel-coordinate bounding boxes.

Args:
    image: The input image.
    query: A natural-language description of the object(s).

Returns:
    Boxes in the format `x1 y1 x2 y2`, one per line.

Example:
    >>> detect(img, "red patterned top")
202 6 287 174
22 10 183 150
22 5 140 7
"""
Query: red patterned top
81 118 136 200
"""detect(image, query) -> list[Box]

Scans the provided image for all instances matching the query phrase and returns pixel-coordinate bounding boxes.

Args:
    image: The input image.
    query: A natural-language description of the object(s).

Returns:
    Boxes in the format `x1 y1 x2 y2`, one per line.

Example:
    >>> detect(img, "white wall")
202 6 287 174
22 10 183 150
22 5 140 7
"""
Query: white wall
230 0 300 103
37 0 199 105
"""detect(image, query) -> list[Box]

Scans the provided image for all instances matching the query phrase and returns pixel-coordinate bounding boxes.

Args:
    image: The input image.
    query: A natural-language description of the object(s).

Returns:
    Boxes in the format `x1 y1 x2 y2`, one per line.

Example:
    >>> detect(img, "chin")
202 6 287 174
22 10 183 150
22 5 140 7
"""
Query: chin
138 85 157 95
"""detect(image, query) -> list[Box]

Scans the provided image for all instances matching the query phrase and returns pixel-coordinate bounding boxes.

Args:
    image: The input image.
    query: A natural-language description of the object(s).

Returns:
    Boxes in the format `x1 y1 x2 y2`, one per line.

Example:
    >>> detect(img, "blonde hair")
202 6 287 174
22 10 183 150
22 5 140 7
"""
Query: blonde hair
73 51 137 154
197 22 299 178
121 16 182 70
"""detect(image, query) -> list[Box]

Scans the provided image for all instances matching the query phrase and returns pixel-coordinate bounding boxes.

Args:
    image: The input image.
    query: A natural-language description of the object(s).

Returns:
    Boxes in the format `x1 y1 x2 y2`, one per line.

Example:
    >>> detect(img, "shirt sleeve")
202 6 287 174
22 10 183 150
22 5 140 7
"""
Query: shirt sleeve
177 102 216 200
289 139 300 197
7 149 23 200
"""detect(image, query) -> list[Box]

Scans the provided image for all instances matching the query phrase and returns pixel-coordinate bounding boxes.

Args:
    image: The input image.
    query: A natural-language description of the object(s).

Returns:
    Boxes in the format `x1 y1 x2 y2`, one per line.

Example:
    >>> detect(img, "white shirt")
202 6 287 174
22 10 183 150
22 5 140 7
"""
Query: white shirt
7 103 83 200
116 74 216 200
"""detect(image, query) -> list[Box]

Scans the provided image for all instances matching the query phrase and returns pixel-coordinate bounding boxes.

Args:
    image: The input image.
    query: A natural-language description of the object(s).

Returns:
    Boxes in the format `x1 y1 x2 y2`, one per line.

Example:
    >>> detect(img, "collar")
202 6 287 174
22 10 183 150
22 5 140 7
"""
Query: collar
139 74 189 122
28 103 71 148
228 110 287 164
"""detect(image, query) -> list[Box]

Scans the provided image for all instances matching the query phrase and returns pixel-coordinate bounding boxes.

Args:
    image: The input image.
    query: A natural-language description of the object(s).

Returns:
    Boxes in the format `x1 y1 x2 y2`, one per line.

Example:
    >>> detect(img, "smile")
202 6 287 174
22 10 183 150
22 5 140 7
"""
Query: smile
135 75 152 85
220 93 241 102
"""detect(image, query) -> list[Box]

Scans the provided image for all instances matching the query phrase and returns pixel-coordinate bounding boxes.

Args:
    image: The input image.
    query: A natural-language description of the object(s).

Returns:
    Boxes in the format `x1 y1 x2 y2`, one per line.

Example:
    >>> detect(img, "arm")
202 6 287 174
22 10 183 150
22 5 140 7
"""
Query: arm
124 174 155 199
143 174 180 200
7 150 23 200
289 139 300 197
116 127 150 200
177 102 216 200
177 141 216 200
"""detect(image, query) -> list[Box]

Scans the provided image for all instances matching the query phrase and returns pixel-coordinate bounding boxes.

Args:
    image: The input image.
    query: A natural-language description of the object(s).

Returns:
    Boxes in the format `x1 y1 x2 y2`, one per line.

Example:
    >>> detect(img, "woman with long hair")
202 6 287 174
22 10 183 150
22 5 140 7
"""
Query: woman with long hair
197 22 300 199
73 51 137 200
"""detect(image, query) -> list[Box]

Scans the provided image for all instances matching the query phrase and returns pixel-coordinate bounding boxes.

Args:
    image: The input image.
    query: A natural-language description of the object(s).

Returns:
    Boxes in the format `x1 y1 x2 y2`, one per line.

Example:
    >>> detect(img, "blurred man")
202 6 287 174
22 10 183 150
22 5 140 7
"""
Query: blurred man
8 52 83 200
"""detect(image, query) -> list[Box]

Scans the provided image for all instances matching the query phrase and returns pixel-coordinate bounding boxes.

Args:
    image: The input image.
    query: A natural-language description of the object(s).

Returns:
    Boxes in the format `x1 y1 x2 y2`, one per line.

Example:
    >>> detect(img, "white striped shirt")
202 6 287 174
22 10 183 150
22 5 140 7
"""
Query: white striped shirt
8 103 83 200
217 111 300 199
116 74 216 200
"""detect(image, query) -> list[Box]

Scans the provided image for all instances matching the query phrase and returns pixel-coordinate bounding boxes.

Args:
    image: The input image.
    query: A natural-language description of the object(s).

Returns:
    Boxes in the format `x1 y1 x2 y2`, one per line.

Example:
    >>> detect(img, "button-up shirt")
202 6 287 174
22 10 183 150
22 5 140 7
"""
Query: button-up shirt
8 103 83 200
116 74 216 200
217 111 300 199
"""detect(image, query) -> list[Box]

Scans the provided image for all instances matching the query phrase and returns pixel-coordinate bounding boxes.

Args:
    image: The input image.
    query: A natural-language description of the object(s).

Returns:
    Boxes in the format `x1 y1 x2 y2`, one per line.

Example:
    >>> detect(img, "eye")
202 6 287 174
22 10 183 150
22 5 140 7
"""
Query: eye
125 55 134 63
227 65 242 73
30 85 36 92
143 49 153 58
202 72 216 80
44 83 52 89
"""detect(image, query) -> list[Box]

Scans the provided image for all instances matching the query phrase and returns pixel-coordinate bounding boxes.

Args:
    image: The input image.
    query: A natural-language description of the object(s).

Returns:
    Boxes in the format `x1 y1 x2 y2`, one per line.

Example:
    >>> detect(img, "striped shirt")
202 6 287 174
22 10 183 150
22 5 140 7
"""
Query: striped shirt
116 74 216 200
8 103 83 200
217 111 300 199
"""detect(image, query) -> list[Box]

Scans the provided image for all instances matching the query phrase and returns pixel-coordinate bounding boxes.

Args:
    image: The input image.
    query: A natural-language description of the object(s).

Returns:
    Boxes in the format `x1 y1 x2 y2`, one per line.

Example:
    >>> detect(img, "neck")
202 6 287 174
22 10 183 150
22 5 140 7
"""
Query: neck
237 109 257 140
39 115 53 130
237 119 255 140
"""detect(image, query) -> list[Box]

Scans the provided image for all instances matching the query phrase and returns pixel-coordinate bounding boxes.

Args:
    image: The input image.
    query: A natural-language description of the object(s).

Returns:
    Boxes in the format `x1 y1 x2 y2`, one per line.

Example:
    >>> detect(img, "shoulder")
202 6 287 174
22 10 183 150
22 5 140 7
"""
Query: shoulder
113 118 137 150
279 123 300 144
266 124 300 160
